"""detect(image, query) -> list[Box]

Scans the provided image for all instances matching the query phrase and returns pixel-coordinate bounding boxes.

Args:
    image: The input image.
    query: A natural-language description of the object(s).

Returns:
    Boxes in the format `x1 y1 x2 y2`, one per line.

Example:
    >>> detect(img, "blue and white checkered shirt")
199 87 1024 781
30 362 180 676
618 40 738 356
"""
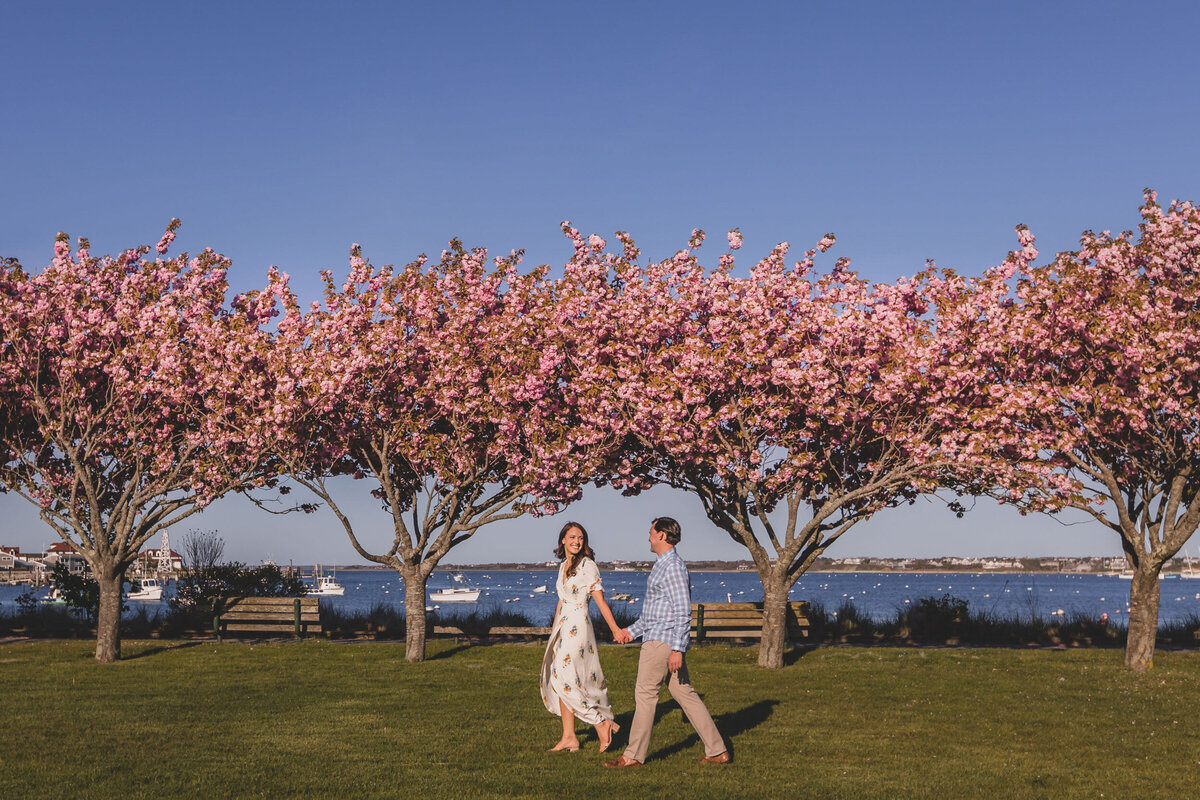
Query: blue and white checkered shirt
627 546 692 652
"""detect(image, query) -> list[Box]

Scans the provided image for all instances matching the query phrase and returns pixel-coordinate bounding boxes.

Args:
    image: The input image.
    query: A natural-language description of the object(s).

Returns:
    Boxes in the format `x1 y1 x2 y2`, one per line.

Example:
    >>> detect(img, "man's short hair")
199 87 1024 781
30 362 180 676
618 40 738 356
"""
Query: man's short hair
652 516 682 545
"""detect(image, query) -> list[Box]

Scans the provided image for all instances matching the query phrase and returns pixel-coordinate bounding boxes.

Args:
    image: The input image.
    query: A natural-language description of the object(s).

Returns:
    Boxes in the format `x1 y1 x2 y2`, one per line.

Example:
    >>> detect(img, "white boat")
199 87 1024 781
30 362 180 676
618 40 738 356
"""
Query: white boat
127 578 164 601
1117 570 1170 580
305 572 345 597
40 588 66 604
429 587 481 603
610 592 632 601
532 585 548 593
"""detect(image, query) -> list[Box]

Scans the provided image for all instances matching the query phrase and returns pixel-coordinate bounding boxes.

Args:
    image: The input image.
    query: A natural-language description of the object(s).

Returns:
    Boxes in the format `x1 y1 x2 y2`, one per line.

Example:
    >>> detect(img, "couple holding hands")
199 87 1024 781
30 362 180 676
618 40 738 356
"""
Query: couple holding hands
538 517 731 768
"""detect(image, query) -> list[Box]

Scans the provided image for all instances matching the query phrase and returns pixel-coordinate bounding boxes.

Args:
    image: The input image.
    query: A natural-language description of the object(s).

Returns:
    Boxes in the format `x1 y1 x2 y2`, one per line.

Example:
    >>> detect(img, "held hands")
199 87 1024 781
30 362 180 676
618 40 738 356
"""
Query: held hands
613 628 633 644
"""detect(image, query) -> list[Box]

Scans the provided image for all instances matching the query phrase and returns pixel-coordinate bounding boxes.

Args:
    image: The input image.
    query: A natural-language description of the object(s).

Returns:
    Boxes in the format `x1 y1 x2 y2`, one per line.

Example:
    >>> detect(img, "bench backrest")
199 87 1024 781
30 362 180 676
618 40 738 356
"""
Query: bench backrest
690 601 809 642
215 596 321 640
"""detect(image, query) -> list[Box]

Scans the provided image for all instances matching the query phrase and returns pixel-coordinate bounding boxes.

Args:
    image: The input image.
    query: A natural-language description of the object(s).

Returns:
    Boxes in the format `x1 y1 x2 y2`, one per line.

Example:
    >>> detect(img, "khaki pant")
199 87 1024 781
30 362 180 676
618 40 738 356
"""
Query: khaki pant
622 640 725 762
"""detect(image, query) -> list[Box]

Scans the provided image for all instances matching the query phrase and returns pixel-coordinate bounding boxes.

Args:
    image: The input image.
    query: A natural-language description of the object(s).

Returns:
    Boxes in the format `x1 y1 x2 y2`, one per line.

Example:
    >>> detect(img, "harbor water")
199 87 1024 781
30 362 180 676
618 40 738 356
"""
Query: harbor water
5 569 1200 625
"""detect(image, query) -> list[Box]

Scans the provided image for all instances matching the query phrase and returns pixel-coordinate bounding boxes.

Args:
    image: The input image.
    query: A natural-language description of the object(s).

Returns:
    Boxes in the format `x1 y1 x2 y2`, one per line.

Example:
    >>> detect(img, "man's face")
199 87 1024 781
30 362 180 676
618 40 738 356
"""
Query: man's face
648 524 662 551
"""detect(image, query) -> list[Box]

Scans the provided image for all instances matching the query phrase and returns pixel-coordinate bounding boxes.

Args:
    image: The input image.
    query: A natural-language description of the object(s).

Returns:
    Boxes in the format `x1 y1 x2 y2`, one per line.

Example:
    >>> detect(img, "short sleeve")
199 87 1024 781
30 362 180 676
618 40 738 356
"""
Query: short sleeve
583 559 603 594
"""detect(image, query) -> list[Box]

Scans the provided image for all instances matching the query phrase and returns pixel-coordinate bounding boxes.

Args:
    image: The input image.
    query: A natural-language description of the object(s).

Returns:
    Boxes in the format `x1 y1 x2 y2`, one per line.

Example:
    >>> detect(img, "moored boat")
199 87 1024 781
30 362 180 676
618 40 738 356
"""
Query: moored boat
1179 551 1200 579
429 587 481 603
39 588 66 604
306 570 346 597
127 578 164 601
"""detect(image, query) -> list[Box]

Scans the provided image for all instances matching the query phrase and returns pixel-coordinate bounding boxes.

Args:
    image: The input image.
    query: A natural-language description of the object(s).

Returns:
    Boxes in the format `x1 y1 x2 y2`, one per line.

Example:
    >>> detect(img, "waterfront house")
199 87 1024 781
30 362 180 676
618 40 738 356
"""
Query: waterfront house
0 547 52 585
43 542 90 575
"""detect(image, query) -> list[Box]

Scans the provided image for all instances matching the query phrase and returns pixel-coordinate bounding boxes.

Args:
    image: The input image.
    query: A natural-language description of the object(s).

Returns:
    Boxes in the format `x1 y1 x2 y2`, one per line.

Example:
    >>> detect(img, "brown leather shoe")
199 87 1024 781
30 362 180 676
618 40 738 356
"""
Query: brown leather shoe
602 756 642 769
698 751 731 764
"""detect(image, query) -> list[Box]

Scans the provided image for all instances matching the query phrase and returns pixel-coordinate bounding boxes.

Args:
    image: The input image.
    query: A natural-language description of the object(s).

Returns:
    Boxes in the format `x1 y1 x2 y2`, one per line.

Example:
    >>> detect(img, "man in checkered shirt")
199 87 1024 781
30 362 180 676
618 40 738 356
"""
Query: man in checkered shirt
603 517 729 768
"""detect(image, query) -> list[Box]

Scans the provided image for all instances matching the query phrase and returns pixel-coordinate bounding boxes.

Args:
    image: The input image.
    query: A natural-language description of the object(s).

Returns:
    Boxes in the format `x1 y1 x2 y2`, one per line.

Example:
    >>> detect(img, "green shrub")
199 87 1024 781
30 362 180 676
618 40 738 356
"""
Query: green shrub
902 594 968 643
319 601 406 639
167 563 306 634
49 562 129 622
317 601 640 641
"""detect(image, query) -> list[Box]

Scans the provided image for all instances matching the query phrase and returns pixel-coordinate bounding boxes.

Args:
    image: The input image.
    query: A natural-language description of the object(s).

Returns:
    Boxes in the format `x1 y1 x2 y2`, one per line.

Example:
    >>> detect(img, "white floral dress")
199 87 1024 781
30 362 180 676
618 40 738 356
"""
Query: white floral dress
539 557 614 725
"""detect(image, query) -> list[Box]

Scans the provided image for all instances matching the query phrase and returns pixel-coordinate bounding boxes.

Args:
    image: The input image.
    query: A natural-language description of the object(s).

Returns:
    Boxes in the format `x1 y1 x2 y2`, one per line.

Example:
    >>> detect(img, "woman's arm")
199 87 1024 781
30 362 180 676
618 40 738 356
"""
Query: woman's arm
591 588 622 639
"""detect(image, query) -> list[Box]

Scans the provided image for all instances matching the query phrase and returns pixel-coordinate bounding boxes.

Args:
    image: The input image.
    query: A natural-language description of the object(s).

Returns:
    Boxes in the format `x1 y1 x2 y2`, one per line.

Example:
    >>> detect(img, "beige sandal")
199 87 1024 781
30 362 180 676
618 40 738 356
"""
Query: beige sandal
598 720 621 752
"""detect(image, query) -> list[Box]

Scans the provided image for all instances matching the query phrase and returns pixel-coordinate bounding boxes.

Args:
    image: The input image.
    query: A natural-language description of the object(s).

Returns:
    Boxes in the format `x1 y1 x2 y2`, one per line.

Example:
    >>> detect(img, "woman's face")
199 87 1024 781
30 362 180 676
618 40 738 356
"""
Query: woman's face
563 527 584 556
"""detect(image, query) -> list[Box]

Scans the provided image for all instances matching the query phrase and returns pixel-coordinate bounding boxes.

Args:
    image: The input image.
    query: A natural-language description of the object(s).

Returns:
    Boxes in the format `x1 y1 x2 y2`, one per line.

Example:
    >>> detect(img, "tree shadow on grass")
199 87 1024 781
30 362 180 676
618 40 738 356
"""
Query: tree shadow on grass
783 644 819 666
426 643 473 661
630 698 778 762
122 641 204 660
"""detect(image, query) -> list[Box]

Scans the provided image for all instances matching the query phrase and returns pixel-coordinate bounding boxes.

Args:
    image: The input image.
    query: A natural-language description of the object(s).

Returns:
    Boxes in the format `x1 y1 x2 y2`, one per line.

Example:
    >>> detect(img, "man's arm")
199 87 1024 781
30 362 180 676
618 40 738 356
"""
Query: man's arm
624 565 653 643
625 614 645 642
662 559 692 653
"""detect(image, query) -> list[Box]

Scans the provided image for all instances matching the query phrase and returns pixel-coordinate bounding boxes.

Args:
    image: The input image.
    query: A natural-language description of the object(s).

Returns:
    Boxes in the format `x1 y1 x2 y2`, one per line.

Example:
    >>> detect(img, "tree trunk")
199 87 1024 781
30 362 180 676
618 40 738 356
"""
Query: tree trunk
402 567 429 663
95 568 124 664
1124 564 1162 671
757 573 789 669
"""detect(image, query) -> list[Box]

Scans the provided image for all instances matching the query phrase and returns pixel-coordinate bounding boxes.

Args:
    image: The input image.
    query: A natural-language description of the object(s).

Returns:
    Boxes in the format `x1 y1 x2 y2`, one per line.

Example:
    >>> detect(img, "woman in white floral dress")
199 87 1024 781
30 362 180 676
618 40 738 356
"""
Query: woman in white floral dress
541 521 624 752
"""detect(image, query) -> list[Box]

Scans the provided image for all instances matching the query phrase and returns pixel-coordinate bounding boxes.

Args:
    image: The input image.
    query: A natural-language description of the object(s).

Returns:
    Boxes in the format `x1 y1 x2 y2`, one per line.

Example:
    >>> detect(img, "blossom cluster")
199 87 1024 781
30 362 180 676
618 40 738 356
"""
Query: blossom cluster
0 222 289 566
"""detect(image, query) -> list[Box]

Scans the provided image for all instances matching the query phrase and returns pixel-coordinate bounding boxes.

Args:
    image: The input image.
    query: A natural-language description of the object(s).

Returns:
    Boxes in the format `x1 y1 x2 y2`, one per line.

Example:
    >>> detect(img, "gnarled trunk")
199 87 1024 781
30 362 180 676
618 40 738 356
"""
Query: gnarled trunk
758 572 790 669
401 567 429 663
1125 565 1162 671
95 567 124 663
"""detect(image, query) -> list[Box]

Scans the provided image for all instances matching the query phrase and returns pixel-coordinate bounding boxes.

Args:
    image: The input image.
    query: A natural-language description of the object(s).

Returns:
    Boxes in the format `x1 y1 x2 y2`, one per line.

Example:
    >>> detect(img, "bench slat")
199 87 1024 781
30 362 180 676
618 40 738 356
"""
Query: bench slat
693 602 810 611
225 599 318 610
699 622 810 629
433 626 552 636
224 623 323 633
221 614 321 623
222 606 318 615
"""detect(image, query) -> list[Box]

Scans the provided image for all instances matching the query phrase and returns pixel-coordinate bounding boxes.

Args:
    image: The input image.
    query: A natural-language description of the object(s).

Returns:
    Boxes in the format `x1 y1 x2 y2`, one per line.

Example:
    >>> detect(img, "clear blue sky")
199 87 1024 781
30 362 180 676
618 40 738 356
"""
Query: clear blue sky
3 1 1198 564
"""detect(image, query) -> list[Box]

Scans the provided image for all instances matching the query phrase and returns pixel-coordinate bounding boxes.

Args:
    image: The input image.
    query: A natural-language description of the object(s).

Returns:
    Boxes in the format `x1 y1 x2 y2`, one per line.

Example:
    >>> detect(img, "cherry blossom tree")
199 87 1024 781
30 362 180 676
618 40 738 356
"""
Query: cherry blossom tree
267 240 607 662
975 192 1200 671
0 223 287 662
563 226 984 668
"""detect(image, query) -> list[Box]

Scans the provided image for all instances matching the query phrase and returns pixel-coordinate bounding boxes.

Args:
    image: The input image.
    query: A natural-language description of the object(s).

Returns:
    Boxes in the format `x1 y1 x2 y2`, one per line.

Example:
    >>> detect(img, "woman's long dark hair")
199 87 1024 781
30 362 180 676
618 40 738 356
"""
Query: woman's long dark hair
554 521 596 579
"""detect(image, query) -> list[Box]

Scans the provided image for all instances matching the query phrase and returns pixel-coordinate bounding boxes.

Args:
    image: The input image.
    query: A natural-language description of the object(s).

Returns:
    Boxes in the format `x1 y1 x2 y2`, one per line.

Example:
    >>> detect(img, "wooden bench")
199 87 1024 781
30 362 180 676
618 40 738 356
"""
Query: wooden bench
691 601 810 643
214 596 321 641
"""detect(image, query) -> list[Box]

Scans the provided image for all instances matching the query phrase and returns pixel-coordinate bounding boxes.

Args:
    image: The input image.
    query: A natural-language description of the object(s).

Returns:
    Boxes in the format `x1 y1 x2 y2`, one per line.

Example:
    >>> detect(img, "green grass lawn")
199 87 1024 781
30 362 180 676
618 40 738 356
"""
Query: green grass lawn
2 640 1198 799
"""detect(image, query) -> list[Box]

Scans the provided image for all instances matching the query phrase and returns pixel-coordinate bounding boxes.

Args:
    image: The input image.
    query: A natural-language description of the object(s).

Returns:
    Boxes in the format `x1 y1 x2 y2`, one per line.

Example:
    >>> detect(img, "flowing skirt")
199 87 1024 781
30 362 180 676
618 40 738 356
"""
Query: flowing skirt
539 606 613 725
